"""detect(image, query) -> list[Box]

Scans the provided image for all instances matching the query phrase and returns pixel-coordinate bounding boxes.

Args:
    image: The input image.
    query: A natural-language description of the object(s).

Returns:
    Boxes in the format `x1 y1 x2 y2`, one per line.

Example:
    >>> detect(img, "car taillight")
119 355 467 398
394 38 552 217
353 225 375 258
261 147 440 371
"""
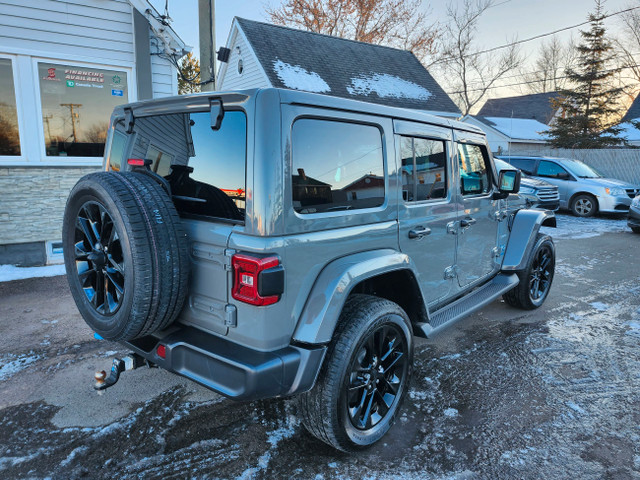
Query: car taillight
232 254 284 306
127 158 146 166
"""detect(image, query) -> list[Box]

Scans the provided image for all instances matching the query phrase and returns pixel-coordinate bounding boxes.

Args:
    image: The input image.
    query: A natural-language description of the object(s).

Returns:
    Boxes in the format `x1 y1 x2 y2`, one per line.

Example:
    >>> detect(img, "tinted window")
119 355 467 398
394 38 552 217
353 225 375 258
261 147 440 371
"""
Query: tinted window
292 119 384 213
0 58 20 156
401 137 447 201
107 130 127 172
537 160 569 178
38 62 129 157
507 158 536 174
458 144 490 195
123 110 246 222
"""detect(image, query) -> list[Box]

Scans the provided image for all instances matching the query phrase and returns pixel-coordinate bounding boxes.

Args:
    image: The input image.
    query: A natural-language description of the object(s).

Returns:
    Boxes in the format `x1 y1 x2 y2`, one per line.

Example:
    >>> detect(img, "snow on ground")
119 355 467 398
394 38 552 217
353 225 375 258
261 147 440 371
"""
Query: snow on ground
346 73 432 100
0 264 66 283
0 352 43 381
273 60 331 93
541 214 629 240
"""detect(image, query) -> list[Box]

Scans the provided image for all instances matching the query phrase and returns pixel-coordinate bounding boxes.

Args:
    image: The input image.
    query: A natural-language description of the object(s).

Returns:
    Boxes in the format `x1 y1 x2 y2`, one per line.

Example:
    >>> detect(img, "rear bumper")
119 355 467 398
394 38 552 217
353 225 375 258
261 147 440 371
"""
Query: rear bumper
125 326 326 401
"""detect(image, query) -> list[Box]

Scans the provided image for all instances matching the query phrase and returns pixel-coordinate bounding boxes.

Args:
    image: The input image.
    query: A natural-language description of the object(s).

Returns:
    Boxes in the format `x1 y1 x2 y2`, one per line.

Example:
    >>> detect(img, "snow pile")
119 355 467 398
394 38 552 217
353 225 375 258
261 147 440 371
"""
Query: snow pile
0 264 66 282
347 73 432 101
484 117 549 140
0 352 43 381
273 60 330 93
540 215 628 240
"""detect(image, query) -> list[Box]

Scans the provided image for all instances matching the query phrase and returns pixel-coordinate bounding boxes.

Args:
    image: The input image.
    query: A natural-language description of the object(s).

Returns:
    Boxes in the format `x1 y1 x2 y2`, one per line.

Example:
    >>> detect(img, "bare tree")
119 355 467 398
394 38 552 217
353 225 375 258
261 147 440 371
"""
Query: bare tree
521 36 577 94
435 0 522 115
613 6 640 107
265 0 438 62
84 123 109 144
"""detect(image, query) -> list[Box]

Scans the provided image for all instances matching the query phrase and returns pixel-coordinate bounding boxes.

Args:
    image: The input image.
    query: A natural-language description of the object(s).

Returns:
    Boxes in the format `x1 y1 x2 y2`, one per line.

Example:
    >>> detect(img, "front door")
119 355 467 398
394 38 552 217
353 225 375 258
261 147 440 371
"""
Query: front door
395 121 457 305
455 140 500 289
535 159 573 206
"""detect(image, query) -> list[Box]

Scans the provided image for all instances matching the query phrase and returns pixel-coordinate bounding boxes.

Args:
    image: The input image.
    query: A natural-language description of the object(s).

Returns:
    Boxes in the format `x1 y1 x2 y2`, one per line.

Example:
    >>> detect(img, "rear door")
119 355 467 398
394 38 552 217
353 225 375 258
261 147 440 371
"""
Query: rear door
454 137 500 289
121 110 248 335
395 120 457 305
534 160 573 204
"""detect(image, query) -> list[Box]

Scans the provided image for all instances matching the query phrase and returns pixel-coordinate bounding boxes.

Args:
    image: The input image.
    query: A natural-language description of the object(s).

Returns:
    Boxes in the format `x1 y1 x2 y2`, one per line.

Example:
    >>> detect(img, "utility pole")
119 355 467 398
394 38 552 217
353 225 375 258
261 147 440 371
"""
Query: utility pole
198 0 215 92
43 114 53 144
60 103 82 143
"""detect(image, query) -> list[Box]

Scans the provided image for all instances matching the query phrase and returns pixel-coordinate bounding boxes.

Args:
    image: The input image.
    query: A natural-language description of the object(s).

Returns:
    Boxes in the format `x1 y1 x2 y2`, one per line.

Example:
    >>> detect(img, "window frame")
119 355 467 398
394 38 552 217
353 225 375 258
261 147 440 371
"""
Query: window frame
456 141 495 198
32 56 134 166
289 115 388 217
400 135 449 204
0 53 26 163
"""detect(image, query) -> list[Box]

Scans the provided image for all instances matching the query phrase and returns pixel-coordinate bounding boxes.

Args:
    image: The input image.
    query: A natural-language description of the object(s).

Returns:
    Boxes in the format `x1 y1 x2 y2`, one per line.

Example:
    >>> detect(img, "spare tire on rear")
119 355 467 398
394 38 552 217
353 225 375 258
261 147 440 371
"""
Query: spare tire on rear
62 171 189 341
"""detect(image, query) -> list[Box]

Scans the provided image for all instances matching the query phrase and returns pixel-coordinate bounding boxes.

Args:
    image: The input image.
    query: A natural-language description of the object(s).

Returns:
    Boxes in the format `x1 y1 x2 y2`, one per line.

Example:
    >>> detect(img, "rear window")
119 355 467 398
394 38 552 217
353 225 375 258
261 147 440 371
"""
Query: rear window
109 110 246 223
291 119 385 214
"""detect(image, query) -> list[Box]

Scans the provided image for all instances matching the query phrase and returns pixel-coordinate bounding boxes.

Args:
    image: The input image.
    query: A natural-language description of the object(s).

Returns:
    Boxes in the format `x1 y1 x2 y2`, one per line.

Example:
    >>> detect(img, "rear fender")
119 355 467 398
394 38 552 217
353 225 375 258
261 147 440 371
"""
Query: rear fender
292 249 420 345
502 209 556 271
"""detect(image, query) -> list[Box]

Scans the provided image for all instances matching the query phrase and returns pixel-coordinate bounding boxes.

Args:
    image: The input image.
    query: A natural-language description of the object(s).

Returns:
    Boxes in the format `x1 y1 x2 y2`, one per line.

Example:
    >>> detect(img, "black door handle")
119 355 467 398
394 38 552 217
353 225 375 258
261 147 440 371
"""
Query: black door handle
460 217 477 228
408 226 432 239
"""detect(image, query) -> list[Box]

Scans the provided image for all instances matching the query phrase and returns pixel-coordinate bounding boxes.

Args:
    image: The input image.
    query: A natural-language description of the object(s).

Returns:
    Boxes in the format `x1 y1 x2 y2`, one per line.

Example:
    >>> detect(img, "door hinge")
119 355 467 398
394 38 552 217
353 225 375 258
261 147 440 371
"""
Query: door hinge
493 209 508 222
224 304 237 327
444 265 457 279
491 245 506 258
223 248 236 271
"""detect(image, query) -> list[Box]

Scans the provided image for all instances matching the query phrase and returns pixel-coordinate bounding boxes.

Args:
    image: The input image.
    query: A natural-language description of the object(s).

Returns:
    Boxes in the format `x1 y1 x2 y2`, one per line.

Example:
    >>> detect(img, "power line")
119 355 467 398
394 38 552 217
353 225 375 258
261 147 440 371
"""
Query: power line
431 5 640 66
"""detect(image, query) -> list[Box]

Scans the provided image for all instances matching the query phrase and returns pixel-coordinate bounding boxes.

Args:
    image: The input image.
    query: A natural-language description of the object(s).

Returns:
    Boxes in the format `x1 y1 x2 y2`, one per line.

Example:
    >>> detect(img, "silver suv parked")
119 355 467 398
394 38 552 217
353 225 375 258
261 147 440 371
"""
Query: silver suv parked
494 158 559 210
62 88 556 451
499 155 640 217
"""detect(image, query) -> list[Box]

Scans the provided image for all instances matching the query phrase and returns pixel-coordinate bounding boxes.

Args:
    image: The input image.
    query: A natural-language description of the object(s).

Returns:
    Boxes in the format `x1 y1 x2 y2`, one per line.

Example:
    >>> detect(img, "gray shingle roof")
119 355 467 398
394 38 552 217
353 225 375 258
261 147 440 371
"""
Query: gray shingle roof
477 92 560 125
622 95 640 122
235 17 460 114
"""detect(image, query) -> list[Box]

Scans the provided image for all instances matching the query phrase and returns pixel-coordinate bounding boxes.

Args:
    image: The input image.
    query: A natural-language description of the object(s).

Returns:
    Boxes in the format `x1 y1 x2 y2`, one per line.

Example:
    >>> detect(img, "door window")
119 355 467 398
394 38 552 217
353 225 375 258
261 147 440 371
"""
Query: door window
458 144 491 196
537 160 570 179
507 158 536 175
400 137 447 202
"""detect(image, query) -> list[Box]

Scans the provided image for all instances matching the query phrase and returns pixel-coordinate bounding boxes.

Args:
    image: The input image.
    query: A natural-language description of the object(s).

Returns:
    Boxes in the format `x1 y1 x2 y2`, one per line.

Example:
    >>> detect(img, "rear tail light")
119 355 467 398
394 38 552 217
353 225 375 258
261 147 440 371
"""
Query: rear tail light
232 254 284 306
156 344 166 359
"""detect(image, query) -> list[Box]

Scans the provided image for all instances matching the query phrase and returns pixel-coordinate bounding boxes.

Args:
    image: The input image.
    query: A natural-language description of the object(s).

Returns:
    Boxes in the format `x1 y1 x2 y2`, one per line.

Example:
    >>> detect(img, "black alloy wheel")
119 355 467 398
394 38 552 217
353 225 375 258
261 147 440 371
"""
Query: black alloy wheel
346 324 407 431
528 242 553 304
74 201 125 316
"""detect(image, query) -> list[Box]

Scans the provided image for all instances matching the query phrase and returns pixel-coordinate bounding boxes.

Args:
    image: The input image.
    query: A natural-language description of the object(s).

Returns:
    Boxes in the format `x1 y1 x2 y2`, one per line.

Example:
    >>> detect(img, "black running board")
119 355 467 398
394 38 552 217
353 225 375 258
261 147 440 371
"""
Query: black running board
416 273 519 338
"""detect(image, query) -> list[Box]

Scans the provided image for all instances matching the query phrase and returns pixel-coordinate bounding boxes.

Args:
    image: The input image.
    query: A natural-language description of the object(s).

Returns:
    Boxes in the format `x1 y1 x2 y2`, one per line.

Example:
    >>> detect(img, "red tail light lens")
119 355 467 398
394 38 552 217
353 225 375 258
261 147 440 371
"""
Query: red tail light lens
127 158 146 166
156 344 166 359
232 254 281 306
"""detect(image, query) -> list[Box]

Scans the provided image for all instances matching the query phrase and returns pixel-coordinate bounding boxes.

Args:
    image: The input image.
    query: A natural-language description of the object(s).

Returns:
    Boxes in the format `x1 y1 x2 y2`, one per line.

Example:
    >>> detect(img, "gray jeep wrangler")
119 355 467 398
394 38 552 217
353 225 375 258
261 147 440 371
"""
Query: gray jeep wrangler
62 88 556 451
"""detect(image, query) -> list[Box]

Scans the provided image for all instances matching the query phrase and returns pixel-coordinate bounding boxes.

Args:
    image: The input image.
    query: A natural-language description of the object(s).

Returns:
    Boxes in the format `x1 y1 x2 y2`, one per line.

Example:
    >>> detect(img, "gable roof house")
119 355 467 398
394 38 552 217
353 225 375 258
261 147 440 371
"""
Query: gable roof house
616 95 640 146
217 18 461 117
0 0 188 266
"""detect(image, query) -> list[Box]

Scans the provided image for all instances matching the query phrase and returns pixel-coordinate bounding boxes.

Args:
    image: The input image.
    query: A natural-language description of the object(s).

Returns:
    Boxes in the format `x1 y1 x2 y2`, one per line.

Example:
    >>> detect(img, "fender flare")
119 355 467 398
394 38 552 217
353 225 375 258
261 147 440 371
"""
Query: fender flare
502 209 556 271
292 249 421 345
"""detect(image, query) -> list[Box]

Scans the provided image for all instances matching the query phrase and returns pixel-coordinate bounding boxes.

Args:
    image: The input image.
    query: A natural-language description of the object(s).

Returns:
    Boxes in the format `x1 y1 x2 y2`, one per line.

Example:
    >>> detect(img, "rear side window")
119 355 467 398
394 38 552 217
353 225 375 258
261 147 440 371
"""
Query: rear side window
457 143 491 196
119 110 247 223
508 158 536 175
291 119 384 214
400 137 447 202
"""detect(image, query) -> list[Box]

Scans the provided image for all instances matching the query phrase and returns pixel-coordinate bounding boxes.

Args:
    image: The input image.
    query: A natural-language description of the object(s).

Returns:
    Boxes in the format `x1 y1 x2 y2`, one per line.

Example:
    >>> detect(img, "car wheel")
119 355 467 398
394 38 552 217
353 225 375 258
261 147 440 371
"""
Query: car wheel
570 194 597 217
297 294 413 452
503 234 555 310
62 172 189 341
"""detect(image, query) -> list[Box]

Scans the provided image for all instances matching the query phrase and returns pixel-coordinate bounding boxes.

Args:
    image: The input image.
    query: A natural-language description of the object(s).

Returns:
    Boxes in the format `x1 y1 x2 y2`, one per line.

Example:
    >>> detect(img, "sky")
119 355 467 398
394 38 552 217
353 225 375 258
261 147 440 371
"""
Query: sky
150 0 633 100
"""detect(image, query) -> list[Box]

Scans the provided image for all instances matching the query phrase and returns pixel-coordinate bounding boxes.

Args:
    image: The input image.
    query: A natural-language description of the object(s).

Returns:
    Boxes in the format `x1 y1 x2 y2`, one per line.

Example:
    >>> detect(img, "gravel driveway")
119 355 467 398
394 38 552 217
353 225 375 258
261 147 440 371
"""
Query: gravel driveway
1 214 639 479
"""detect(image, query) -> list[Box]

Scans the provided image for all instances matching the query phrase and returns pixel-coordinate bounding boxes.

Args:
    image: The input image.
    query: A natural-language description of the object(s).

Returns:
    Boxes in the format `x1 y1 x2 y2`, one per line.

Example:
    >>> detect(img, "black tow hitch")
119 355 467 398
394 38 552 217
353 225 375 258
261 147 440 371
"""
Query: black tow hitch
93 353 155 392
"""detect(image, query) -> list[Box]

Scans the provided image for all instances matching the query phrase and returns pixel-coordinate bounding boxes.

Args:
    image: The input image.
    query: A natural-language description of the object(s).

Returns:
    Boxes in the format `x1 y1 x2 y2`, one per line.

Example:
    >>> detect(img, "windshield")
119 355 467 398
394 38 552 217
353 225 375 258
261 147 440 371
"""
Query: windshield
562 159 603 178
494 158 528 177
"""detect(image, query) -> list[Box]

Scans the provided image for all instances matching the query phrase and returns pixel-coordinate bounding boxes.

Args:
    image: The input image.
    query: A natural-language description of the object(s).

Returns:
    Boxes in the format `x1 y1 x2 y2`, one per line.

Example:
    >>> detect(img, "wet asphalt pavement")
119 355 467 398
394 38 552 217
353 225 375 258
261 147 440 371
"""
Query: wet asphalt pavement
0 214 639 479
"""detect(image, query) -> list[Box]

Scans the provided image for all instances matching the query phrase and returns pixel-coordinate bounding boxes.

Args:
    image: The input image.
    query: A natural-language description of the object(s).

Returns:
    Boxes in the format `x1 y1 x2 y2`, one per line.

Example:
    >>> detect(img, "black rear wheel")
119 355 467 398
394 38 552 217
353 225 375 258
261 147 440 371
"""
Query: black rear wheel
297 295 413 451
571 194 597 217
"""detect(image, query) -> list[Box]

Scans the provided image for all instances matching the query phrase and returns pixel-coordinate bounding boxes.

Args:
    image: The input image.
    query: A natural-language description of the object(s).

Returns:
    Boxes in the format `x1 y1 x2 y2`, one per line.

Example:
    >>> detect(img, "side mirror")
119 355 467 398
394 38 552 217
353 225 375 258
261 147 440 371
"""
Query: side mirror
494 169 521 199
210 98 224 131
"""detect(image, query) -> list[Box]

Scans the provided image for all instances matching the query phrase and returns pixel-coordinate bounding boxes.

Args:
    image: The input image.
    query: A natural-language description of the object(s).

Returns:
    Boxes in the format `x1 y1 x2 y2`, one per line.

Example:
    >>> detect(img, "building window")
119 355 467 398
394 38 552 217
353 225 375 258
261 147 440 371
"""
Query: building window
400 137 447 202
292 119 385 214
37 62 128 158
0 58 20 156
237 58 244 75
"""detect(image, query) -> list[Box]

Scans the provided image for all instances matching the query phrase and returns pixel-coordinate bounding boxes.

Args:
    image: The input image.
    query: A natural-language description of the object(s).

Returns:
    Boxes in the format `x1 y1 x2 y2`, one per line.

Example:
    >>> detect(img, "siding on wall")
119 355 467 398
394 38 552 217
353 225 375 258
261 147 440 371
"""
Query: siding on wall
151 53 177 97
130 114 190 164
0 166 100 244
219 26 270 91
0 0 135 64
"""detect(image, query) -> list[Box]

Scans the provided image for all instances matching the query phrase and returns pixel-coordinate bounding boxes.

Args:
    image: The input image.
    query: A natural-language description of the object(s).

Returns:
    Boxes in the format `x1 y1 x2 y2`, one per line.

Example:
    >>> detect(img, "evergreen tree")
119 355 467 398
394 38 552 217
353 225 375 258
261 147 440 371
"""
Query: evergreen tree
177 52 201 95
547 0 624 148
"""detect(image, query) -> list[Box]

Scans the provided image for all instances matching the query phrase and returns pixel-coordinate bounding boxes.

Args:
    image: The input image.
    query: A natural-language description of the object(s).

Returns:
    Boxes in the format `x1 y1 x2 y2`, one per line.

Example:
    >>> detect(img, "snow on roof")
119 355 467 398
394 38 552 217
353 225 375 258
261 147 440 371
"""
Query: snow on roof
482 116 549 140
617 122 640 142
346 74 432 101
273 60 331 93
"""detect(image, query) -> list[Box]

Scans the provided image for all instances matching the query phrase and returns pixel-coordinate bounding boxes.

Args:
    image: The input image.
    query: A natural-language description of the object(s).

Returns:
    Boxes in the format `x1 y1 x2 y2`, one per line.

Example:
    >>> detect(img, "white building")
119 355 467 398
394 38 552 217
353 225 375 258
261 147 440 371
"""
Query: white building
462 116 550 155
0 0 188 266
